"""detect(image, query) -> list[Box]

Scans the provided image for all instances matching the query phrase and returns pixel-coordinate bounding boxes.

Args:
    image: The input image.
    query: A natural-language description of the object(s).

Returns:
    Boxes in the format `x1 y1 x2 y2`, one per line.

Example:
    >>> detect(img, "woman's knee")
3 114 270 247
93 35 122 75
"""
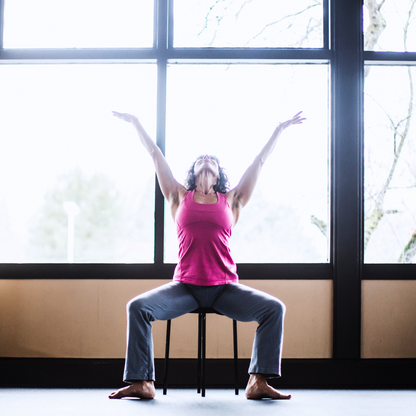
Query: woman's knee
126 296 148 315
267 297 286 318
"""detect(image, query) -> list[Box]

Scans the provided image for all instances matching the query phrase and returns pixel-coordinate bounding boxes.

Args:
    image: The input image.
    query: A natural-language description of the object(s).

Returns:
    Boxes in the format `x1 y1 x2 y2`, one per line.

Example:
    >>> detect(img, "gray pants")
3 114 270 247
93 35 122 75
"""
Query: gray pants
124 281 286 382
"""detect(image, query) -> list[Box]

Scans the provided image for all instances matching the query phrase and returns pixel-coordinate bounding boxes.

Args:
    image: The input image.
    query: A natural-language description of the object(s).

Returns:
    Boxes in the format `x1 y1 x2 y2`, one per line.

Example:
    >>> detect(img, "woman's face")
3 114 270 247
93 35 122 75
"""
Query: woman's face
193 155 220 179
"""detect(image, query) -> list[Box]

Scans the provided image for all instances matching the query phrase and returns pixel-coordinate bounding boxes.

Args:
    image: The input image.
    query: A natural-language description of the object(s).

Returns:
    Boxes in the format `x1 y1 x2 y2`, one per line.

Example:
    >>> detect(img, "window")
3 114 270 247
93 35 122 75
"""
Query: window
173 0 324 48
364 65 416 263
363 0 416 52
164 63 329 263
3 0 154 48
363 0 416 264
0 0 330 266
0 63 156 263
4 0 414 360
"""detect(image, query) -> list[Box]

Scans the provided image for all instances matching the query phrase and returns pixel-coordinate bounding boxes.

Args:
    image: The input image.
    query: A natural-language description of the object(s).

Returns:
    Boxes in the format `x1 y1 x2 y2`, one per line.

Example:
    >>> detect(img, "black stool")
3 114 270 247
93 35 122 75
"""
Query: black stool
163 307 239 397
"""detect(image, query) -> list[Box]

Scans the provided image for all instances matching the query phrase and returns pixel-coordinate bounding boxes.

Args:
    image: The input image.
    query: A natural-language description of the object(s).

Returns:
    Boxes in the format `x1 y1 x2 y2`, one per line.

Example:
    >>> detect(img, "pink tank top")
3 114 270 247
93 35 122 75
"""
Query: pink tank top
173 190 238 286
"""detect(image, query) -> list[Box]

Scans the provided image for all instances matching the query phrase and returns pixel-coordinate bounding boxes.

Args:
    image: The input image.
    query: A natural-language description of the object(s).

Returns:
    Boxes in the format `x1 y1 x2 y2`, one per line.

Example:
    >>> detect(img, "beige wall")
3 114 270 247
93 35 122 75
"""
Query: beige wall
0 279 333 359
362 280 416 358
3 278 415 360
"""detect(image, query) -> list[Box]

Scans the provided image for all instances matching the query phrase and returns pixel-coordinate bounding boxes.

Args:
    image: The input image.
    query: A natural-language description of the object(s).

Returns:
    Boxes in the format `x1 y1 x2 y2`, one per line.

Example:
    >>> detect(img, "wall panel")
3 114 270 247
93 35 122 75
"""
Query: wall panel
0 279 333 359
362 280 416 358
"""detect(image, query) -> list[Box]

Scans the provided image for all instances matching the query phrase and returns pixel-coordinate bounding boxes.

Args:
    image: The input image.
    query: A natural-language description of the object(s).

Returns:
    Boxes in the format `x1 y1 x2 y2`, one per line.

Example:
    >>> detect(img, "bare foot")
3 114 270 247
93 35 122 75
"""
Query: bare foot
245 374 291 400
109 381 155 400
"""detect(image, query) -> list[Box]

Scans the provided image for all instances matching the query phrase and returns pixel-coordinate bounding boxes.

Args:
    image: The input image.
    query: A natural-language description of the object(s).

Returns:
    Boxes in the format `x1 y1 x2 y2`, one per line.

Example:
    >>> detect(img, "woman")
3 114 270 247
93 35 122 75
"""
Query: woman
109 110 305 400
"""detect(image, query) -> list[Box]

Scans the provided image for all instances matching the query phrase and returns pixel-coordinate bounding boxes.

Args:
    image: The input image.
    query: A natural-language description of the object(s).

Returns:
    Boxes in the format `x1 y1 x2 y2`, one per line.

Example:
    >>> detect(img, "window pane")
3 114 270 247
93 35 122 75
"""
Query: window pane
164 64 329 263
364 0 416 52
174 0 323 48
3 0 154 48
364 65 416 263
0 64 156 263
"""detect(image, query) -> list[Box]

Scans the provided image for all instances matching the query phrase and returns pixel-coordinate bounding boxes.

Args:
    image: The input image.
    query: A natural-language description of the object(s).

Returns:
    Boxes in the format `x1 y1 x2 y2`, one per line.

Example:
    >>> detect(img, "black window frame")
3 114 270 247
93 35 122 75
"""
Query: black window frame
1 0 415 361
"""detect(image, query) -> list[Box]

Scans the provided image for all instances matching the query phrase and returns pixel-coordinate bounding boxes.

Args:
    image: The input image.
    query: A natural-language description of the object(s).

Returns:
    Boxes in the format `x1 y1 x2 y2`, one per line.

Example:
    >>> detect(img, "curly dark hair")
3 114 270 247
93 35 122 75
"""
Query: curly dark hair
184 155 230 194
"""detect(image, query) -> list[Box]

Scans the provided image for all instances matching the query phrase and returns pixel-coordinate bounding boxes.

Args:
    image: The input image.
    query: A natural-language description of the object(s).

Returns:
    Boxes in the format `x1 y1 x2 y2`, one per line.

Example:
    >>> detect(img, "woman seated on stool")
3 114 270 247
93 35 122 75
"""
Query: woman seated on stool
109 111 305 400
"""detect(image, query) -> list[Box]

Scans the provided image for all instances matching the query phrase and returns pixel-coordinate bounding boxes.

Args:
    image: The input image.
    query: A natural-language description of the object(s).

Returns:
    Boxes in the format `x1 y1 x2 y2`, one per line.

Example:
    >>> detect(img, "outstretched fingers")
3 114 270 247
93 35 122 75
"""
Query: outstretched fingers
112 111 135 123
279 112 305 130
290 111 306 124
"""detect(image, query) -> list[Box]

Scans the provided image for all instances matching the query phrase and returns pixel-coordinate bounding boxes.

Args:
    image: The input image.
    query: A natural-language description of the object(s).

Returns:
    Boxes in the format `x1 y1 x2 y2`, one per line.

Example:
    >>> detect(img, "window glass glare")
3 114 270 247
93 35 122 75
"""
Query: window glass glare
364 65 416 263
3 0 154 48
174 0 323 48
364 0 416 52
0 64 157 263
164 64 330 263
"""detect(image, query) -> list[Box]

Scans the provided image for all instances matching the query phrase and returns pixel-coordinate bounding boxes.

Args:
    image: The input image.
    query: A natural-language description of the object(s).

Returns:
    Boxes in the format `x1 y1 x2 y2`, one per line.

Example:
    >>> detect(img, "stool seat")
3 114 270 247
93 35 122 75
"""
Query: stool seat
191 307 223 314
163 307 239 397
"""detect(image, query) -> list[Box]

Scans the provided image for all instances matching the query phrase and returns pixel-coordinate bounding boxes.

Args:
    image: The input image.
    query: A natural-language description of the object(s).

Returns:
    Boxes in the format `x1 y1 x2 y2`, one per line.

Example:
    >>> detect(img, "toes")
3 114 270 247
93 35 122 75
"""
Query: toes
245 388 292 400
109 389 126 399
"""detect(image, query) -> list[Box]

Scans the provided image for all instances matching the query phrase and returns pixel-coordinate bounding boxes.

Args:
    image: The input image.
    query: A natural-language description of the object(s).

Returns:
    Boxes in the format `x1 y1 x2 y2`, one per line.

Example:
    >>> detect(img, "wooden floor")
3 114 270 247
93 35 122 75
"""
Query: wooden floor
1 388 415 416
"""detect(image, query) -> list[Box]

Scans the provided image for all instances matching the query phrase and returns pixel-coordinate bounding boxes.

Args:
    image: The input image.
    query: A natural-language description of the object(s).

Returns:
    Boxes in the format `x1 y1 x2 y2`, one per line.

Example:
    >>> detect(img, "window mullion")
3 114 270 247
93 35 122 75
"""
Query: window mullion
0 0 4 50
323 0 330 50
154 0 169 265
167 0 174 49
156 0 168 53
332 0 364 359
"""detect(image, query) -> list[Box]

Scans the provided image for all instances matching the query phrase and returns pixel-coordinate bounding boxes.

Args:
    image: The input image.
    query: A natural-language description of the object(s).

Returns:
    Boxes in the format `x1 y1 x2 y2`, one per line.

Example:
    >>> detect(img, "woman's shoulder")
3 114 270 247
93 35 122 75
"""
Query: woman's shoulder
224 188 236 205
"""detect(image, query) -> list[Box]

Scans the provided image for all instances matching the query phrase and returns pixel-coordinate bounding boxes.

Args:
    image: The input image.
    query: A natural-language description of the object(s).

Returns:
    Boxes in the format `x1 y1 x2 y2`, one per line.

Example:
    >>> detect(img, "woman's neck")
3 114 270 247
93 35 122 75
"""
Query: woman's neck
195 172 217 195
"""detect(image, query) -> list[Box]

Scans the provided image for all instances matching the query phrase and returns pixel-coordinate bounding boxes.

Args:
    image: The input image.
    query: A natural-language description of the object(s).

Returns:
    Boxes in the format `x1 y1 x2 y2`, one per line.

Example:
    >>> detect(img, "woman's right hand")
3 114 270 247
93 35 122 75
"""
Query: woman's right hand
112 111 137 124
277 111 305 131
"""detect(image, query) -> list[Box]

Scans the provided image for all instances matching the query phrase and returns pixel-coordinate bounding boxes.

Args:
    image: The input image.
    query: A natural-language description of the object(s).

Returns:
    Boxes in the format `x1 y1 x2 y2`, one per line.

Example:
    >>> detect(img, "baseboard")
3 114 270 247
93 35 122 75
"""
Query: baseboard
1 358 415 389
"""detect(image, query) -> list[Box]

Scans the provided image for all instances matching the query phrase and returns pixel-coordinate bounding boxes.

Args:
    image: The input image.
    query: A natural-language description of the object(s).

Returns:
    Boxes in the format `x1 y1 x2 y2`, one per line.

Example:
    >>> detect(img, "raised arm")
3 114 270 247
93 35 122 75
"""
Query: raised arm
112 112 186 214
227 112 305 225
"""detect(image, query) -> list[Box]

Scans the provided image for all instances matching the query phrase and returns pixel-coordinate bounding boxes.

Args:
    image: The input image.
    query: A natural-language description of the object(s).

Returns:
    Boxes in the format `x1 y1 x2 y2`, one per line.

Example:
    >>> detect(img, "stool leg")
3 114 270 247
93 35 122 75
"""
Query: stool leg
202 312 206 397
233 319 239 395
163 319 172 395
197 313 202 393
